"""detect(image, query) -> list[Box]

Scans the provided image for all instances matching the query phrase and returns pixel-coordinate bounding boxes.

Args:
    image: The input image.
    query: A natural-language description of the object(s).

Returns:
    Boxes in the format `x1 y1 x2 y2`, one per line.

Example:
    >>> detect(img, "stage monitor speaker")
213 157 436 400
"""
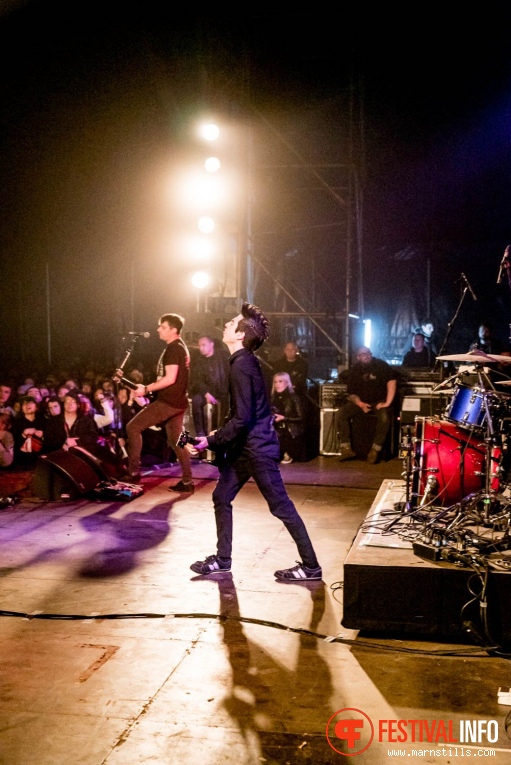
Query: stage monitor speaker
320 408 341 455
69 444 124 480
32 451 101 501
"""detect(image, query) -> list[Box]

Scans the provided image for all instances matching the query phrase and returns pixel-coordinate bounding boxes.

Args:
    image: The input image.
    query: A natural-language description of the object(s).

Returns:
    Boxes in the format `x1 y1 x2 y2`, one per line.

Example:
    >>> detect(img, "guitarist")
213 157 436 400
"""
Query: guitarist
189 303 322 583
117 313 193 493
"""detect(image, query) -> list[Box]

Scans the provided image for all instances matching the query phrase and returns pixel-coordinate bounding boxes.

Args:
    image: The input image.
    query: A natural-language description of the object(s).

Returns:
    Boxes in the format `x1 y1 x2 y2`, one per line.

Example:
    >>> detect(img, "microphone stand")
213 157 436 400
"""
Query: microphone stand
110 335 142 462
435 279 471 384
116 335 141 378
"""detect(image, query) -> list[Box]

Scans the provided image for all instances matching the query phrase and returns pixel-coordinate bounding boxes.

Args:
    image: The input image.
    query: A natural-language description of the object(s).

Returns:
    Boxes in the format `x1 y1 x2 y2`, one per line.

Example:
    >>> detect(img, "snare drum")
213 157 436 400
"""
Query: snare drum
445 385 488 430
412 417 501 506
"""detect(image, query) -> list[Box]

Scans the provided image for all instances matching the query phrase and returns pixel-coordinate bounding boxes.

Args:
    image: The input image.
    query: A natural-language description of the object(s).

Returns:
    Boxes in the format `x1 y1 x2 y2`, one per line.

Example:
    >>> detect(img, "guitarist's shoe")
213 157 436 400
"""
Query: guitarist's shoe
168 480 194 494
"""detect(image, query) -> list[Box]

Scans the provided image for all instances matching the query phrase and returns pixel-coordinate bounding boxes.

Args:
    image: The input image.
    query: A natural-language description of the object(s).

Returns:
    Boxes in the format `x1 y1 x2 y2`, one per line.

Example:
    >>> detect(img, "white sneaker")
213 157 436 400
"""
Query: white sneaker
280 453 293 464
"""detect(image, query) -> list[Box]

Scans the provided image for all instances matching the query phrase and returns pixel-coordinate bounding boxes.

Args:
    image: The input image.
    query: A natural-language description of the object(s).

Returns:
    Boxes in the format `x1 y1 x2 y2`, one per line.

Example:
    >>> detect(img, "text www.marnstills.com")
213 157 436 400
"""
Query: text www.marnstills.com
387 747 496 757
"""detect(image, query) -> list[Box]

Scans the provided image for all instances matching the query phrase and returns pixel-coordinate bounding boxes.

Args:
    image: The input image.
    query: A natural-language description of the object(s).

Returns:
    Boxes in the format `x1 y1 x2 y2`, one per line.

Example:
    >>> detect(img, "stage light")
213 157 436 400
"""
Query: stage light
205 156 221 173
198 216 215 234
191 271 210 289
189 236 214 261
200 123 220 141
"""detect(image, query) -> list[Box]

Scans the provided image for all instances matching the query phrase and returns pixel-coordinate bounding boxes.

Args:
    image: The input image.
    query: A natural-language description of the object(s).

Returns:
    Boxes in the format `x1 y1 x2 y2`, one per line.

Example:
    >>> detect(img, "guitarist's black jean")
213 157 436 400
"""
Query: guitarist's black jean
126 400 192 482
212 454 319 569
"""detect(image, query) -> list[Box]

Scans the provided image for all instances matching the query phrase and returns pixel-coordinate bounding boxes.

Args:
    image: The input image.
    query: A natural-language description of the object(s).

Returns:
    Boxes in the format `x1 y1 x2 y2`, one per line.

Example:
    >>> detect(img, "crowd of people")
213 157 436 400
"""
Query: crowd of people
0 372 147 472
0 334 314 475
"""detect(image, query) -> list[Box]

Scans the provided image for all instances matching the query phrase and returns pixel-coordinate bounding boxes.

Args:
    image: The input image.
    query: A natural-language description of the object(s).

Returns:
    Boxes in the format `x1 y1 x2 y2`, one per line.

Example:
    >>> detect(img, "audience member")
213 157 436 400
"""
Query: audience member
116 386 137 438
469 321 508 355
91 389 115 432
17 377 35 396
11 395 45 468
338 347 397 464
56 384 72 401
0 413 14 468
26 386 43 403
0 383 15 419
272 341 309 396
42 396 62 418
402 332 435 368
43 390 99 453
189 335 230 436
418 319 438 357
270 372 307 463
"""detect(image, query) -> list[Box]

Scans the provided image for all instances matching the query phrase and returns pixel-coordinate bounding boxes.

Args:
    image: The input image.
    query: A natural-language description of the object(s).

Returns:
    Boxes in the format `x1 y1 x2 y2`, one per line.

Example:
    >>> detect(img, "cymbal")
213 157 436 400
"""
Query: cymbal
495 380 511 386
437 351 511 363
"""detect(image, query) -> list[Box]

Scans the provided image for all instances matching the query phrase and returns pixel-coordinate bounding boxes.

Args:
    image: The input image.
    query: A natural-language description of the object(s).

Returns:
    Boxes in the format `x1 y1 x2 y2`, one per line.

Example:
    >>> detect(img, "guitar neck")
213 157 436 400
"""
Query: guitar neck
116 377 138 391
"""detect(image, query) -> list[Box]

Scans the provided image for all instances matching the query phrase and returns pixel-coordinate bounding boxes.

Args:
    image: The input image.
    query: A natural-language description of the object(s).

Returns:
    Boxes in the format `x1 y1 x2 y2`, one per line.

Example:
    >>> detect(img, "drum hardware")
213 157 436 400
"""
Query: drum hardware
419 475 439 507
398 425 415 513
432 371 465 393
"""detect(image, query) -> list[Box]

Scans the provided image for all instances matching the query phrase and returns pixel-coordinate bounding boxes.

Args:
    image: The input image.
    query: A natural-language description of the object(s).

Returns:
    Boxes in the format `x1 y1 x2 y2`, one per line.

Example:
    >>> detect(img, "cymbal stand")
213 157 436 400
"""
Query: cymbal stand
435 278 471 381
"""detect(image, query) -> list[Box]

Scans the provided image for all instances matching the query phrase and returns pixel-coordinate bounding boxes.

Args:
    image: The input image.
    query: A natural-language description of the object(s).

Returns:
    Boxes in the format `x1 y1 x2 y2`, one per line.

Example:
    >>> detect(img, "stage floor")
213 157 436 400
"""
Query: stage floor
1 460 511 763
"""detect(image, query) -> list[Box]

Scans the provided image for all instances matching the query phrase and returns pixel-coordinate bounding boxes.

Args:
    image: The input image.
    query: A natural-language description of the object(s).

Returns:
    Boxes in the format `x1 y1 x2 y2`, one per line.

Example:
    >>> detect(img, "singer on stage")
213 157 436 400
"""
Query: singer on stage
118 313 194 493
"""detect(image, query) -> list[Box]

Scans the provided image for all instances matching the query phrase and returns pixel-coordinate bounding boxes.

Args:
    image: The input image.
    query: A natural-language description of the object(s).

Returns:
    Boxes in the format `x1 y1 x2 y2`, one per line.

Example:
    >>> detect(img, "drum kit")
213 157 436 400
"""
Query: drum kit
403 350 511 520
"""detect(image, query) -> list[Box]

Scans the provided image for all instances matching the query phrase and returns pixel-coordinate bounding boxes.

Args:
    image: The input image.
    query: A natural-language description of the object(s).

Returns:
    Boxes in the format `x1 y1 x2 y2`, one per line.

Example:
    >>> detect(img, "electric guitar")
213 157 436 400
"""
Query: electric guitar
111 372 153 399
176 430 226 469
113 375 137 390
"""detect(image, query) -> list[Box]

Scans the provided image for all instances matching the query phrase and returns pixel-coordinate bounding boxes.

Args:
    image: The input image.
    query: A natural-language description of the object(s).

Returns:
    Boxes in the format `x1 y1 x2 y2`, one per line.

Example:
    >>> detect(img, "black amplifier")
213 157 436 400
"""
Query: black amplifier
320 383 347 409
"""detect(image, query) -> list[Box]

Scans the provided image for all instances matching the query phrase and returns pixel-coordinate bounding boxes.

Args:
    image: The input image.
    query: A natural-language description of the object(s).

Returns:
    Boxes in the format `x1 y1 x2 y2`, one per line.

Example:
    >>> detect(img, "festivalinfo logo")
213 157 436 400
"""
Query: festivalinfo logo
325 708 500 757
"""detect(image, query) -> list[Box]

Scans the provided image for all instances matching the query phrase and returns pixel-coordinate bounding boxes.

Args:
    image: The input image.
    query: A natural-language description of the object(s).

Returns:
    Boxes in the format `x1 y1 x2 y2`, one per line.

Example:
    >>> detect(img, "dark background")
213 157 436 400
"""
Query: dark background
1 3 511 379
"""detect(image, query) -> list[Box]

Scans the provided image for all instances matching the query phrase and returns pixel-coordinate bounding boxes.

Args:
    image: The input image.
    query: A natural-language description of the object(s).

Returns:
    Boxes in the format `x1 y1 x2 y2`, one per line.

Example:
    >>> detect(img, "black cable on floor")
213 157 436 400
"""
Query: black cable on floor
0 608 500 657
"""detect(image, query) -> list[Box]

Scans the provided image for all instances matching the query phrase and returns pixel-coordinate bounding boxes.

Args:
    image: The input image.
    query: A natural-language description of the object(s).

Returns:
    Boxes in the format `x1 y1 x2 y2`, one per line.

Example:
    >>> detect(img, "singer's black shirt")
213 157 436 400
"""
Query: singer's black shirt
207 347 281 463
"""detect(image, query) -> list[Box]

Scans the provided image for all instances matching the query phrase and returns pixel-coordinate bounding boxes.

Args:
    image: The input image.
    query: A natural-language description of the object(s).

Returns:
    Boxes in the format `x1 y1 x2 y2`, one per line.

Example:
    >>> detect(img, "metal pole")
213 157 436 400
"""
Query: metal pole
46 261 52 367
130 255 135 330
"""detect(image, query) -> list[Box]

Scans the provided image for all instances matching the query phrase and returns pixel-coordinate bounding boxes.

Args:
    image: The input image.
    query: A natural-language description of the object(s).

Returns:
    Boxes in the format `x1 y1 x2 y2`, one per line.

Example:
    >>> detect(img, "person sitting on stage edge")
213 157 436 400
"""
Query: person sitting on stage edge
402 332 435 369
118 313 193 492
270 372 307 464
189 334 229 437
189 302 322 582
338 346 397 465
